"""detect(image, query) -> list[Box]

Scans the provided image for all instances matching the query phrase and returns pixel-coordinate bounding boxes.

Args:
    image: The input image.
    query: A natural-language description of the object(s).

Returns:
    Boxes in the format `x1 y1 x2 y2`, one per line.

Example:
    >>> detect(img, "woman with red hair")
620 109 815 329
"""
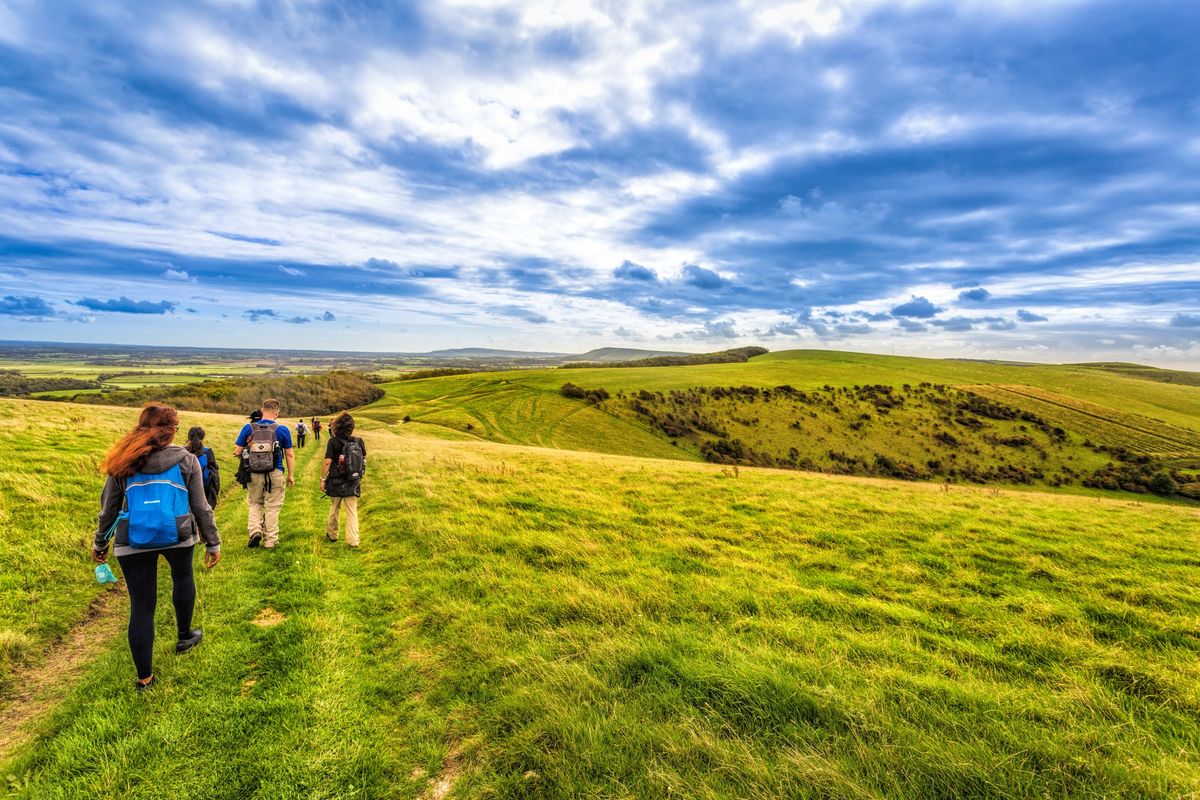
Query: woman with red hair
92 404 221 690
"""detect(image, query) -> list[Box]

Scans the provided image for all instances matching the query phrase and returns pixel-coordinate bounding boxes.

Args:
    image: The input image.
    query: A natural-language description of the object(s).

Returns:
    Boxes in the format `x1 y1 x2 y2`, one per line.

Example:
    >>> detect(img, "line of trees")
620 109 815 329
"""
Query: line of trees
42 371 384 417
0 371 100 396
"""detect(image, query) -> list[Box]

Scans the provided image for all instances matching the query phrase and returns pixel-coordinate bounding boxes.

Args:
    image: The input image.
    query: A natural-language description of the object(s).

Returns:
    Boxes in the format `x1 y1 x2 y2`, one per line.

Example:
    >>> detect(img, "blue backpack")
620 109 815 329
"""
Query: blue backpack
121 463 191 548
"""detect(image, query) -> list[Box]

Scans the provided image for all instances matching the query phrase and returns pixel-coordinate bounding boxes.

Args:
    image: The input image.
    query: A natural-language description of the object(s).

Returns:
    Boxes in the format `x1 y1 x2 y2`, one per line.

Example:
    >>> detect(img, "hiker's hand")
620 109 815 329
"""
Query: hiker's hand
204 550 220 568
287 474 296 487
92 548 108 564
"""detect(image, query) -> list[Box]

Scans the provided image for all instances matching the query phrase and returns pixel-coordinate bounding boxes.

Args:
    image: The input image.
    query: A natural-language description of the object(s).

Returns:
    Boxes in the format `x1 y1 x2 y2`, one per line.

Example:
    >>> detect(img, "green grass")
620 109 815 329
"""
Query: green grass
101 374 212 389
2 399 1199 797
363 373 690 460
27 388 104 399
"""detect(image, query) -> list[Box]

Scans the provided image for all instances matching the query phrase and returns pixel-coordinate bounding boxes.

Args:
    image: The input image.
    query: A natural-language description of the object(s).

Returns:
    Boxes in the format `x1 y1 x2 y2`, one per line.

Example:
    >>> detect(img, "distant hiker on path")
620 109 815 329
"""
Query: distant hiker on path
93 404 220 691
312 417 321 442
185 426 220 509
321 412 366 548
234 399 294 549
296 419 308 448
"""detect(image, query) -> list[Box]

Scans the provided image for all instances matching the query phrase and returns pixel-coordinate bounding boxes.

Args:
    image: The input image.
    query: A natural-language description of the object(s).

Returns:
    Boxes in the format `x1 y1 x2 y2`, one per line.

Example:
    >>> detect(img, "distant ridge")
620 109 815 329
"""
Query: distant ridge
565 347 691 362
417 347 568 359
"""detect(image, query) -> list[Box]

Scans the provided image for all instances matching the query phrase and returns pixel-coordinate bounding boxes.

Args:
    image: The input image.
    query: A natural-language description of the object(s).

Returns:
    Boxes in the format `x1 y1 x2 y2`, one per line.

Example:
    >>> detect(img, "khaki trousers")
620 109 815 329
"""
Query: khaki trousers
247 469 286 546
326 495 359 547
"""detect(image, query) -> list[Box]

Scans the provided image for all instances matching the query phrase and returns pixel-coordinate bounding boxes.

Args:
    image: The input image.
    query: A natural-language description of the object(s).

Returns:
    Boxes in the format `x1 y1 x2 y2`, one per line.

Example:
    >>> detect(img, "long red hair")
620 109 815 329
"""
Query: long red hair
101 404 180 478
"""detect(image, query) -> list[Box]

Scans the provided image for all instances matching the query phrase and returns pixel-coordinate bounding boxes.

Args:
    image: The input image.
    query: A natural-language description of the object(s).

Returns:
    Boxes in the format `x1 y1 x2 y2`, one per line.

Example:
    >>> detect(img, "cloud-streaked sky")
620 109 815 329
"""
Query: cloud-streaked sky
1 0 1198 365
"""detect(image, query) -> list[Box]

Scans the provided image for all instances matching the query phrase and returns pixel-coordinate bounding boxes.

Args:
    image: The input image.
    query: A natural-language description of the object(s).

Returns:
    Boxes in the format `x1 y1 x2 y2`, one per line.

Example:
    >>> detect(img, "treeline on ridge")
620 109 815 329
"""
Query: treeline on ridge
44 371 384 417
0 371 100 396
562 346 769 369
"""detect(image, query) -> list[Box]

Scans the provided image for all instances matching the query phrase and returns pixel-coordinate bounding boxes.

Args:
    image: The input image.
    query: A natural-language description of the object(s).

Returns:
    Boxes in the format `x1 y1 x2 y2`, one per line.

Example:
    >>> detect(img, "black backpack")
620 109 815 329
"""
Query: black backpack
333 437 365 480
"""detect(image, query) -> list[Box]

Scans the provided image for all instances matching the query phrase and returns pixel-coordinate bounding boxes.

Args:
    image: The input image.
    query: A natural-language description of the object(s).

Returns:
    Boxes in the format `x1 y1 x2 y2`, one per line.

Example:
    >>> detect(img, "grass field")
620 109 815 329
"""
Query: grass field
1 398 1199 798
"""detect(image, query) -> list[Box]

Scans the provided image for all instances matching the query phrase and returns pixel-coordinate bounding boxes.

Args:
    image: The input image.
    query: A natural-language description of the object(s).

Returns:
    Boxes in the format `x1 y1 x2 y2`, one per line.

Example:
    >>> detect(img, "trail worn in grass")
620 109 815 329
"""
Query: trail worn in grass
0 586 126 762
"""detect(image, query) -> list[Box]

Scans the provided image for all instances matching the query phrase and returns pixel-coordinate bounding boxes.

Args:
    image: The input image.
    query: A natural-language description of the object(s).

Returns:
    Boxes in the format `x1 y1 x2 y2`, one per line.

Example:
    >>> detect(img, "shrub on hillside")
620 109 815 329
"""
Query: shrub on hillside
560 383 609 404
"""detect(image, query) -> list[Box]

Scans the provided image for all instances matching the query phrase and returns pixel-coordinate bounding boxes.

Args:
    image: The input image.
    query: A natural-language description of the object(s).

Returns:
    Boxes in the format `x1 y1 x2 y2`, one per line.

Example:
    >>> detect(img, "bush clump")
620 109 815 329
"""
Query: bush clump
560 383 610 404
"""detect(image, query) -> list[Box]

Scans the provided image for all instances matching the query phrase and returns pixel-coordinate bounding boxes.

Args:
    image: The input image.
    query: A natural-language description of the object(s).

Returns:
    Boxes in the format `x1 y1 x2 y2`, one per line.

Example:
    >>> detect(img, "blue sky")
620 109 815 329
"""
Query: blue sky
1 0 1198 365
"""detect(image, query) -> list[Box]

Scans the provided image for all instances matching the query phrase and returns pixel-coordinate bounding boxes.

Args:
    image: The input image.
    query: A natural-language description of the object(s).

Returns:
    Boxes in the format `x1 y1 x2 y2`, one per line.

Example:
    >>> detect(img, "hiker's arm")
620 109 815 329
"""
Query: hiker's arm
93 475 123 560
233 423 249 457
183 454 221 558
285 448 295 486
320 458 332 491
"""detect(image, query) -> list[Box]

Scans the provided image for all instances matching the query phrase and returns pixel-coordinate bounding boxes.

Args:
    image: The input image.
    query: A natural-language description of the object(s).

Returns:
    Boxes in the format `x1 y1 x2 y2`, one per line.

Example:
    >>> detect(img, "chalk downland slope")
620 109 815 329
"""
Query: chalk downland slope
362 350 1200 498
1 400 1199 798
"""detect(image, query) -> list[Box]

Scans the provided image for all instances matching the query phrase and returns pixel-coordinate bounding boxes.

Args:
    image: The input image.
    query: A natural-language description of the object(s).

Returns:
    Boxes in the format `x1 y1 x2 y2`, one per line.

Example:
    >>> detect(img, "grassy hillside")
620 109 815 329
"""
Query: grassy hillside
361 373 691 460
2 399 1199 797
361 350 1200 498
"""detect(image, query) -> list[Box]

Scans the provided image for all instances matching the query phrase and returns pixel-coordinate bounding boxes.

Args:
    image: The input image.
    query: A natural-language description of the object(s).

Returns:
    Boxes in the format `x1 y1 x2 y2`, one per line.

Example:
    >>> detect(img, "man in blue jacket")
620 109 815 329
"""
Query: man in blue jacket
233 399 295 549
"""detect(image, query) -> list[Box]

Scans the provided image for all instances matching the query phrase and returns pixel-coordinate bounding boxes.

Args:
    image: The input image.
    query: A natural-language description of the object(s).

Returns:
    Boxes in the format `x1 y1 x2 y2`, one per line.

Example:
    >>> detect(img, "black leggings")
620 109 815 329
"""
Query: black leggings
116 545 196 680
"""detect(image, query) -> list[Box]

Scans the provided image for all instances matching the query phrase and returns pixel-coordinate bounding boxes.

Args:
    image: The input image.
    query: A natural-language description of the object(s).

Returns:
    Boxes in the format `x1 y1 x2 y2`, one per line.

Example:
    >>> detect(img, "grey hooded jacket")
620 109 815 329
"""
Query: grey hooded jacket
94 445 221 558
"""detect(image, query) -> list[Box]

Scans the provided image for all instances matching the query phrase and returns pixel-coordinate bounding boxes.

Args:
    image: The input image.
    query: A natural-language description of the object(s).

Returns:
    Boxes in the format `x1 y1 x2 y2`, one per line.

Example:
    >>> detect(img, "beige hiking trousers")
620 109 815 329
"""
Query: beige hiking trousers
326 495 359 547
247 469 286 546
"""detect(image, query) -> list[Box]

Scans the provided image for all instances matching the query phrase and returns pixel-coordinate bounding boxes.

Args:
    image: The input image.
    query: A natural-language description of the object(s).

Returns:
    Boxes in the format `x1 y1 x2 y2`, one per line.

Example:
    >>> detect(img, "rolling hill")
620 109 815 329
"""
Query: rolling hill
1 397 1198 798
359 349 1200 499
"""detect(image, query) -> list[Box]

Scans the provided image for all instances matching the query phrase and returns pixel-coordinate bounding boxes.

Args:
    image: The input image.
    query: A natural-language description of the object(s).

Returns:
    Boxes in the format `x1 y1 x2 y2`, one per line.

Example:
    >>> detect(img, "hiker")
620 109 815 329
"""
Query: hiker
185 426 220 509
234 399 295 549
92 404 220 691
296 418 308 448
312 417 321 442
321 412 366 547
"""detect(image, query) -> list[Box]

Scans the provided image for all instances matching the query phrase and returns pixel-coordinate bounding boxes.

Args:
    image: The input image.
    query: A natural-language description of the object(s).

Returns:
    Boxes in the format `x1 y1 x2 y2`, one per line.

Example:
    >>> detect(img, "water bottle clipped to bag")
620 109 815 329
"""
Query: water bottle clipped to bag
95 563 117 584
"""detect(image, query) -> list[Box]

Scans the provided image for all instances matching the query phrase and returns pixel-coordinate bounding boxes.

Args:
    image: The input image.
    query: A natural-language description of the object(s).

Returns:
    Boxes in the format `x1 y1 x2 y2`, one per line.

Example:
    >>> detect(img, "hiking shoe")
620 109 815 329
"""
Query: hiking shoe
325 532 338 542
248 532 262 548
135 674 156 691
176 629 203 655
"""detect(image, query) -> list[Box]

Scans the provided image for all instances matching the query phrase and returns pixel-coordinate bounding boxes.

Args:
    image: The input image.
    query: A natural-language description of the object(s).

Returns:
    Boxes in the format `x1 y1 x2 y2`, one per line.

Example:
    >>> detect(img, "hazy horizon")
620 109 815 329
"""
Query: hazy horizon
4 336 1196 372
